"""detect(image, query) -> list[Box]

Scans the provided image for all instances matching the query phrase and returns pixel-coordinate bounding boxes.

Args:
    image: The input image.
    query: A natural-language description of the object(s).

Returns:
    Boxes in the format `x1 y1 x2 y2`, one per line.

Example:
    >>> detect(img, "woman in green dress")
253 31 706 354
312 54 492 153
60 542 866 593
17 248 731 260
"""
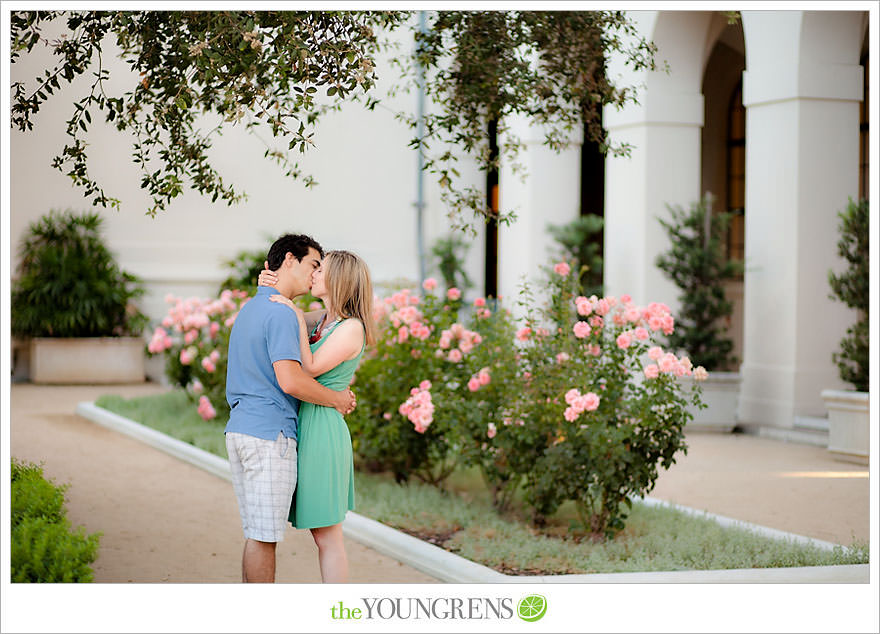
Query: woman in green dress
261 250 376 583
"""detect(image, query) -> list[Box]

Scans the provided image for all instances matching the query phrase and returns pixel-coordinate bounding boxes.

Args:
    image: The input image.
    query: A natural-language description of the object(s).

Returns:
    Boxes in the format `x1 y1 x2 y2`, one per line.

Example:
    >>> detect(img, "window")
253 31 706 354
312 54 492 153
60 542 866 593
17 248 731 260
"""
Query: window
726 81 746 264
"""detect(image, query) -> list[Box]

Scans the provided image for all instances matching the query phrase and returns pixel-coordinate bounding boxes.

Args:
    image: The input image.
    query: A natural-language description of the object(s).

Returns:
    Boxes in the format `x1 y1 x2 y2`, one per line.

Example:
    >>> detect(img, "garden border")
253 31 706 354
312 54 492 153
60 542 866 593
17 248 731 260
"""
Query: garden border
75 401 868 584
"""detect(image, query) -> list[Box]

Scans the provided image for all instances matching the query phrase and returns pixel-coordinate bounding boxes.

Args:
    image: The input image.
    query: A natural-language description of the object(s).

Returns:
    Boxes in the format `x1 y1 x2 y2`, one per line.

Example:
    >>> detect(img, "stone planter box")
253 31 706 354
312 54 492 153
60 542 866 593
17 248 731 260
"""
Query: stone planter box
29 337 146 384
822 389 870 465
679 371 741 432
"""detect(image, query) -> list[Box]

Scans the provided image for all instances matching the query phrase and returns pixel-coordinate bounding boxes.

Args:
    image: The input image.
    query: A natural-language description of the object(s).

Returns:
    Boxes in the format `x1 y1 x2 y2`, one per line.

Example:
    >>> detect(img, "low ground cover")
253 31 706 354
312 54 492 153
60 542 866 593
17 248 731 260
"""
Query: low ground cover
95 391 867 575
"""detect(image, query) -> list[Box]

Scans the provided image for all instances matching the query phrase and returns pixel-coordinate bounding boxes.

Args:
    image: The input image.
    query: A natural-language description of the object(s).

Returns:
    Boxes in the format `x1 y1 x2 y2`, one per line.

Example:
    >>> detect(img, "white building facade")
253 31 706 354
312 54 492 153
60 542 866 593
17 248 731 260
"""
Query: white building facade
8 9 872 430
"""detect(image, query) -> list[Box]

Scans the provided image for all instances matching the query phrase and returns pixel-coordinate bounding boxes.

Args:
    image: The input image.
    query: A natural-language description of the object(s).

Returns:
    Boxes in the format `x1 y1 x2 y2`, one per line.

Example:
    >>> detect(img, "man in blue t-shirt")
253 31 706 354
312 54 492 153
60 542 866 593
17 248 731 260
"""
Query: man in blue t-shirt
224 233 355 583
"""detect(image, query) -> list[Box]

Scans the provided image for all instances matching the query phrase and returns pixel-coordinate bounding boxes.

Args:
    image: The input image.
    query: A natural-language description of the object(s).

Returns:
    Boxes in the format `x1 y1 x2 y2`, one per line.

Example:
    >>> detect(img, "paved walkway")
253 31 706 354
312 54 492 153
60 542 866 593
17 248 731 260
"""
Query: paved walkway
8 382 871 584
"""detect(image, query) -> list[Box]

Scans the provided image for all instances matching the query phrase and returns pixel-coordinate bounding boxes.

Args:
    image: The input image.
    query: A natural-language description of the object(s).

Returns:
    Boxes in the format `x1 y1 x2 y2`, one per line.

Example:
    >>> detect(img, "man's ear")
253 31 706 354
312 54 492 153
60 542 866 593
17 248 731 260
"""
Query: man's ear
282 252 296 268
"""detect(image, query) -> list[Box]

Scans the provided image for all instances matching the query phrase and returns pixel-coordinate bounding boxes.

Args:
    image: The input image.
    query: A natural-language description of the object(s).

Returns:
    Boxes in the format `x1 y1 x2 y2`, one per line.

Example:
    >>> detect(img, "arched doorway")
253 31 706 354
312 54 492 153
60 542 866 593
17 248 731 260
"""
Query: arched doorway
701 13 746 370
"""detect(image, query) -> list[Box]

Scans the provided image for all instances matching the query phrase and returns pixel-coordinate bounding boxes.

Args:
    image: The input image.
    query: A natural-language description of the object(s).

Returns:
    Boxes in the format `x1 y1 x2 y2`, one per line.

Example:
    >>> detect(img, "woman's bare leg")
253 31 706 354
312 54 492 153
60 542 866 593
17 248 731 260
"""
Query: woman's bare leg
310 524 348 583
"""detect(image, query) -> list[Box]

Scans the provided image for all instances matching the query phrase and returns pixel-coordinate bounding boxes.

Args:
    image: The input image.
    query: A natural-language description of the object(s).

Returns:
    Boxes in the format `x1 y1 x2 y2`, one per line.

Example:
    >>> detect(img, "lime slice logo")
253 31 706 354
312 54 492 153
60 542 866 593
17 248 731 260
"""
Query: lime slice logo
517 594 547 622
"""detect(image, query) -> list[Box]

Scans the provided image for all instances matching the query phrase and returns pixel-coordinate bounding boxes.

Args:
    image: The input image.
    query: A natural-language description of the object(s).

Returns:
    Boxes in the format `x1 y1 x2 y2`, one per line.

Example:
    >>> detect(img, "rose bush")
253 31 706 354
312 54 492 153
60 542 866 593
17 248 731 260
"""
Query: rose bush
494 261 707 538
146 289 250 421
346 282 476 485
351 260 707 539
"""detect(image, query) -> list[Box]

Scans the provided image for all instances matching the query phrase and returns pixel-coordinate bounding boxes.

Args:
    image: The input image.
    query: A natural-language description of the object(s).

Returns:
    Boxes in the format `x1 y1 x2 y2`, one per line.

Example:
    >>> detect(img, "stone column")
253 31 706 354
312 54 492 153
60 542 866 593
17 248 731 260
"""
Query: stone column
737 10 865 427
497 115 582 317
603 11 712 308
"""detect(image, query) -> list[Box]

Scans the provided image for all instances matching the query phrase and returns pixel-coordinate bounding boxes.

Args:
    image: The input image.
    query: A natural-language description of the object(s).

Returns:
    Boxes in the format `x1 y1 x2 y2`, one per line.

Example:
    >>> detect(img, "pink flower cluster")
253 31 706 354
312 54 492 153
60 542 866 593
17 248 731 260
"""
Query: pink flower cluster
382 290 433 344
437 323 482 362
197 396 216 420
399 380 434 433
148 290 248 356
473 297 492 319
643 347 698 379
563 388 600 422
467 367 492 392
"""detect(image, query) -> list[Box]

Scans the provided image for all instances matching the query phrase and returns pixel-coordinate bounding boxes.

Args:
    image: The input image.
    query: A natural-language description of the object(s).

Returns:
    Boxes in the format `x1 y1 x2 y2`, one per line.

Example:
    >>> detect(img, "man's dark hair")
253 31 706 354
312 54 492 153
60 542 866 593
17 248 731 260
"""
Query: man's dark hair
266 234 324 270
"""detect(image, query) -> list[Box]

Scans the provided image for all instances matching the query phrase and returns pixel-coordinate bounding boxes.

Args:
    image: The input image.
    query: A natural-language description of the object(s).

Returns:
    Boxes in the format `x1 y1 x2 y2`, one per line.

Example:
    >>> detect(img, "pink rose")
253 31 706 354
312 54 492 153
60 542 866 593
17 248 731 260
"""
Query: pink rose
556 352 570 364
573 321 591 339
447 287 461 301
659 353 678 373
648 346 663 361
487 423 497 439
419 380 432 390
179 348 195 365
565 388 581 405
191 379 204 394
422 278 438 291
467 377 481 392
621 294 632 303
209 349 220 363
590 344 601 356
563 406 580 422
634 327 649 340
478 369 491 385
589 316 604 329
209 322 221 338
694 366 709 382
516 327 532 341
383 412 393 420
581 392 600 411
474 297 487 308
201 357 216 373
397 326 409 344
616 332 632 349
644 364 660 379
197 396 216 421
595 299 610 316
575 296 593 317
448 349 463 363
184 329 198 345
554 262 571 277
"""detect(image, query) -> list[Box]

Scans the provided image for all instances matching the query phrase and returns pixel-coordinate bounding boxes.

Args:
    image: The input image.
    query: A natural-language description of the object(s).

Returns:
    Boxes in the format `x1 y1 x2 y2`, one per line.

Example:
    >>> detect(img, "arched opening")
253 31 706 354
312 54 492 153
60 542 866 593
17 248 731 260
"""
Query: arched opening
859 32 869 201
701 13 746 368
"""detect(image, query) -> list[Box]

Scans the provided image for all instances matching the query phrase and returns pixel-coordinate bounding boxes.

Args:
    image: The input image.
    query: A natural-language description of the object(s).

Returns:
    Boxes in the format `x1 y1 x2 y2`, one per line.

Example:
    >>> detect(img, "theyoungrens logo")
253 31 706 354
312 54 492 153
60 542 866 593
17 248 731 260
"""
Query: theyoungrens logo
330 595 547 622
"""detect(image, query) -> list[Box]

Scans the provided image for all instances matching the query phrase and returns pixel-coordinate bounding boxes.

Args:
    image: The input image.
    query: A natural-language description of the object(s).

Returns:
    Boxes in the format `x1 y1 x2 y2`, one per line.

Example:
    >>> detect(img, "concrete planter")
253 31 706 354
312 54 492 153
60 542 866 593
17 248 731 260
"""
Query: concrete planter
680 371 741 432
30 337 145 384
822 389 869 465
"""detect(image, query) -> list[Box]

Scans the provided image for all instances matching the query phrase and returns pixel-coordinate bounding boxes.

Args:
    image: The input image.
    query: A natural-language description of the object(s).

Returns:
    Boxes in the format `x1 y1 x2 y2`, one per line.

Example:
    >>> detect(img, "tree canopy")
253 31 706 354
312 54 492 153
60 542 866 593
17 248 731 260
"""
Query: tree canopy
11 10 659 228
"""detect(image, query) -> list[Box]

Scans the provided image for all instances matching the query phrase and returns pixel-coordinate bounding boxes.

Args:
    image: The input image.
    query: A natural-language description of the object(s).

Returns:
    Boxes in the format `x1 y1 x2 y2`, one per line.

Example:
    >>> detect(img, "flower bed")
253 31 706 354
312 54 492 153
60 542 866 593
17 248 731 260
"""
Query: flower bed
144 259 709 538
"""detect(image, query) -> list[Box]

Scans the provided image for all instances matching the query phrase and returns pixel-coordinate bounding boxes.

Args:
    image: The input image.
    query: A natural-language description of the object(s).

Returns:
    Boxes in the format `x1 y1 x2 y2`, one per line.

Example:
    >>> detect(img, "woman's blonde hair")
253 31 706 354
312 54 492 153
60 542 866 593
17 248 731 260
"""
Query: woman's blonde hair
323 250 377 346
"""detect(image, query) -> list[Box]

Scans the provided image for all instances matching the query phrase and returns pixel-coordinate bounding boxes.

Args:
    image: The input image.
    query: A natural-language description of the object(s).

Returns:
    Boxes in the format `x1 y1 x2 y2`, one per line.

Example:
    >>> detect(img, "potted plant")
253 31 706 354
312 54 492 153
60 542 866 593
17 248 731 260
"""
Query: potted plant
11 210 148 384
822 198 869 464
655 196 744 431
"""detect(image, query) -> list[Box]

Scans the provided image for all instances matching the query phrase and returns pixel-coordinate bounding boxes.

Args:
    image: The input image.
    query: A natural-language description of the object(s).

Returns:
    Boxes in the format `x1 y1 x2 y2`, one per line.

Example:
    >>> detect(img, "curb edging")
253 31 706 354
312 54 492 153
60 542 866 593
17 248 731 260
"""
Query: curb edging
75 401 869 584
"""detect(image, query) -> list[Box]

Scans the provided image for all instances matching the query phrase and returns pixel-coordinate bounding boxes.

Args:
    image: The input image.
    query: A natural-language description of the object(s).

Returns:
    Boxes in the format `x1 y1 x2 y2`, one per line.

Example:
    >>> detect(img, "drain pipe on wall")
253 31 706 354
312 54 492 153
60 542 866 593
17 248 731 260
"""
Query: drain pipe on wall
414 10 427 286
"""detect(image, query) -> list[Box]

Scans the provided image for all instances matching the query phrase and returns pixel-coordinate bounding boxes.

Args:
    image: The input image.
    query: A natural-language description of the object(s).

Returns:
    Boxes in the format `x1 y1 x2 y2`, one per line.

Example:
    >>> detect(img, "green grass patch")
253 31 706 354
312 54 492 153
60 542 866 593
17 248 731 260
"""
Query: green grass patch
94 390 868 575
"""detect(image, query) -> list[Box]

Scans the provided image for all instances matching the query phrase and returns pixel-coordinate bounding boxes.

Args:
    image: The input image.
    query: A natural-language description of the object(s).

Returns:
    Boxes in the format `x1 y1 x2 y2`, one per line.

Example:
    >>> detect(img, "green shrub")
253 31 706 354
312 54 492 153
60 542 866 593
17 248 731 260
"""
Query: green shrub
430 235 473 291
828 198 869 392
655 197 744 371
11 459 101 583
11 210 147 338
546 214 604 298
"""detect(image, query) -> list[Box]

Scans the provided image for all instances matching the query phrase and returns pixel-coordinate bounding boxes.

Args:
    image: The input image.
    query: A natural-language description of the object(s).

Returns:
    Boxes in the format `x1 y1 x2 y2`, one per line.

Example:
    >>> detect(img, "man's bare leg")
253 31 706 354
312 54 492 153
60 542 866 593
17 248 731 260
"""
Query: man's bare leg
242 538 277 583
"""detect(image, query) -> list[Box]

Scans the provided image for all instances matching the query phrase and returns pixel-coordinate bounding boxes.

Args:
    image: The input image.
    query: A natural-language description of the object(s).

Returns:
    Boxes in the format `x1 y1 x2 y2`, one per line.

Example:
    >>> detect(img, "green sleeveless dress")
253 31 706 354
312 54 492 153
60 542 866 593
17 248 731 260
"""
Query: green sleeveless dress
289 319 363 529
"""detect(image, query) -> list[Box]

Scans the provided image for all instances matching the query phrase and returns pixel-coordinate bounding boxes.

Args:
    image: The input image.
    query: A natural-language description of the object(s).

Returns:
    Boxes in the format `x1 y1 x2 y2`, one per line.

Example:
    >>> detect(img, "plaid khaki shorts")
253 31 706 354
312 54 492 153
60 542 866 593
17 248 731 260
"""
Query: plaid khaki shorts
226 431 297 543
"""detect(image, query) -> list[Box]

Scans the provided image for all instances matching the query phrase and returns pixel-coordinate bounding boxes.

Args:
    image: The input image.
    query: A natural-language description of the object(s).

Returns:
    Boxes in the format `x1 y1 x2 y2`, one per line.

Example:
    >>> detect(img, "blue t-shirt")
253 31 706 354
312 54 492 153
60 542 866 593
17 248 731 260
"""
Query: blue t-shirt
224 287 302 441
